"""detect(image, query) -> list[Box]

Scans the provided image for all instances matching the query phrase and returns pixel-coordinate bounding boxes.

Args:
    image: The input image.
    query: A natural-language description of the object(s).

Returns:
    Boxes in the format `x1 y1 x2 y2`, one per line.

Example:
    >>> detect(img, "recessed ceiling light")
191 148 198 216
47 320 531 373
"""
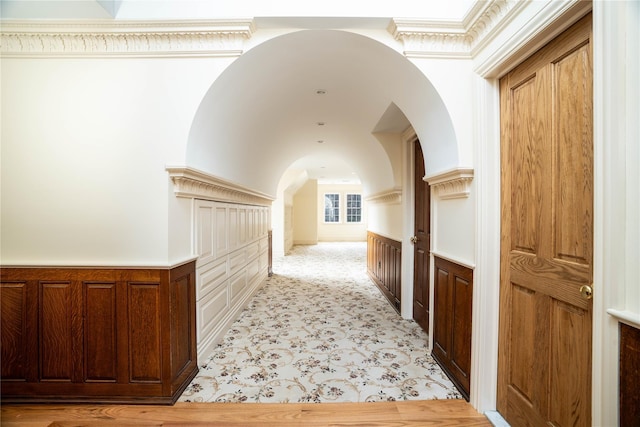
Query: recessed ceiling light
316 89 327 95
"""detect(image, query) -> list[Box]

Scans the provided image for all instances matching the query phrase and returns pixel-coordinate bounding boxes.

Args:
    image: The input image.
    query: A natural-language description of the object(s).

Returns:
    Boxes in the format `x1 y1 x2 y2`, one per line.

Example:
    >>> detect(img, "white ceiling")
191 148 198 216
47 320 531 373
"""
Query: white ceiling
187 27 457 196
1 0 475 21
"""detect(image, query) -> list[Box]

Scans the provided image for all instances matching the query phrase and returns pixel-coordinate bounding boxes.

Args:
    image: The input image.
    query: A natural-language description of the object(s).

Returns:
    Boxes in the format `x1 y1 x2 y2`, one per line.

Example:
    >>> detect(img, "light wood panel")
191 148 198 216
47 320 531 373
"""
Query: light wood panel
498 13 593 427
0 400 490 426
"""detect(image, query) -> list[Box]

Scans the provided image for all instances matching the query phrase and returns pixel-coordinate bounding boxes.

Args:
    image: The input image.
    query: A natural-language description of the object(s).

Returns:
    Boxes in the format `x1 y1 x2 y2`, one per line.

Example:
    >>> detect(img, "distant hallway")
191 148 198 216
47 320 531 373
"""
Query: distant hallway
180 242 461 403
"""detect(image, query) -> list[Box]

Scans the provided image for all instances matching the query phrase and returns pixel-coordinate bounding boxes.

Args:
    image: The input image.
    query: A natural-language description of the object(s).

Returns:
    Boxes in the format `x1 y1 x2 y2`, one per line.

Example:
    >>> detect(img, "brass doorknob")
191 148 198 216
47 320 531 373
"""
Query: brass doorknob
410 236 418 244
580 285 593 300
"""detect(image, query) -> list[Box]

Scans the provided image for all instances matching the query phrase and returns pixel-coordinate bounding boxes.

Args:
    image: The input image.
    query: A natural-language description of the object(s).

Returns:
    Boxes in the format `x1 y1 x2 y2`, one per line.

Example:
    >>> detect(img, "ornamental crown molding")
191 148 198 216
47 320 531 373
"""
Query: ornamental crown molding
388 0 522 58
1 19 255 57
365 188 402 205
425 167 474 200
167 166 274 206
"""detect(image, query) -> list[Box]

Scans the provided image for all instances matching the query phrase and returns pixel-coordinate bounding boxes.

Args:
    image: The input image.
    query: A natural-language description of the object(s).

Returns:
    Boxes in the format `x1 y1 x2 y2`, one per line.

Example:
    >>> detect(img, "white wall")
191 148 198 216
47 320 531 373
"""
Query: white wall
431 186 476 267
292 179 318 245
0 55 234 266
317 183 367 242
366 202 403 241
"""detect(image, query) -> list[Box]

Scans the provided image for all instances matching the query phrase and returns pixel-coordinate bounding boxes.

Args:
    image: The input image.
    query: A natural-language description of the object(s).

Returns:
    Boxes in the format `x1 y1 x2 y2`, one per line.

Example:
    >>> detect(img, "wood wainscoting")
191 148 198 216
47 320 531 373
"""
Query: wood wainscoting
0 261 198 404
367 231 401 313
432 256 473 400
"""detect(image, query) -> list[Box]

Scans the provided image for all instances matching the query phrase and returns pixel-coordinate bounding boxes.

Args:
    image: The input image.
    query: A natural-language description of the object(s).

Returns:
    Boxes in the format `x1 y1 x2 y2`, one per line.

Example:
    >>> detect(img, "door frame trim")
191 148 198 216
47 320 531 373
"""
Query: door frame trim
473 2 637 425
470 0 597 417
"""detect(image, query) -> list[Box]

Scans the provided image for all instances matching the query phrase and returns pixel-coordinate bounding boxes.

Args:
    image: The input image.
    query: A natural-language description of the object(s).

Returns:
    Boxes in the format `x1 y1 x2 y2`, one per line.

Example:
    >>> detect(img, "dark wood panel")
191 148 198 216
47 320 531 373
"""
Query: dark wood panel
1 282 28 380
39 282 74 382
432 256 473 400
128 283 162 383
366 231 401 313
433 268 450 360
451 275 472 393
620 323 640 426
170 275 191 378
84 282 117 382
0 264 198 404
169 261 198 396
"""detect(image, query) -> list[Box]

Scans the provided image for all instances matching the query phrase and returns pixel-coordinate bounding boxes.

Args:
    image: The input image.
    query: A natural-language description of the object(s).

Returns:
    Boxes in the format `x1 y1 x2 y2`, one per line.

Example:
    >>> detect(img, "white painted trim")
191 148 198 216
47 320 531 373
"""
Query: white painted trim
388 0 526 60
167 165 275 206
592 1 639 425
470 75 501 414
430 250 475 270
473 0 591 78
607 310 640 330
365 187 402 205
400 130 417 321
0 19 255 58
485 410 511 427
425 167 474 200
0 255 199 269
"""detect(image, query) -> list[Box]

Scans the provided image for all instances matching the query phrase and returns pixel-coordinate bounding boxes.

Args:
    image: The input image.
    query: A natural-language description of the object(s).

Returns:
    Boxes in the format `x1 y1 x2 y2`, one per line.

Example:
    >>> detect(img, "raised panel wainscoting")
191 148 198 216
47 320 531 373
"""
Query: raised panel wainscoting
432 256 473 400
195 200 271 360
0 261 198 404
366 231 401 313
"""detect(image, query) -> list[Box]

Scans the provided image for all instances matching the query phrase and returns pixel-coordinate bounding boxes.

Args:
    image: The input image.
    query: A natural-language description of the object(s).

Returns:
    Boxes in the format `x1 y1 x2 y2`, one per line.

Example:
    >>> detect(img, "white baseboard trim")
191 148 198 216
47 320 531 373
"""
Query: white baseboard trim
484 411 510 427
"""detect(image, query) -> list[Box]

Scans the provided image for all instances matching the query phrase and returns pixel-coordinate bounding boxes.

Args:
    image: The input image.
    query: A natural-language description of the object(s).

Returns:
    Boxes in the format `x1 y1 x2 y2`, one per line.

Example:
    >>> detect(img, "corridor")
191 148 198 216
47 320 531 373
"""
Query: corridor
179 242 462 403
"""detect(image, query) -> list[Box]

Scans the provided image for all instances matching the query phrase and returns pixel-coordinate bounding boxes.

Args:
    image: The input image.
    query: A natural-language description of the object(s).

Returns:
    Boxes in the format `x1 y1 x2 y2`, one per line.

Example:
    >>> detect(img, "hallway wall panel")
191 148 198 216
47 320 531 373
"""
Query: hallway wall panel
194 200 270 360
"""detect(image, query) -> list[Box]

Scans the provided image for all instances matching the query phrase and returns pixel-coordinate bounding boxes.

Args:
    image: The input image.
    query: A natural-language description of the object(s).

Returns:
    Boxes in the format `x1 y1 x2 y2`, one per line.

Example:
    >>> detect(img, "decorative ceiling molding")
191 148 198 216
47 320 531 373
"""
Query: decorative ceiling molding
388 19 471 58
389 0 522 58
0 19 255 58
166 166 274 206
365 188 402 205
425 167 474 200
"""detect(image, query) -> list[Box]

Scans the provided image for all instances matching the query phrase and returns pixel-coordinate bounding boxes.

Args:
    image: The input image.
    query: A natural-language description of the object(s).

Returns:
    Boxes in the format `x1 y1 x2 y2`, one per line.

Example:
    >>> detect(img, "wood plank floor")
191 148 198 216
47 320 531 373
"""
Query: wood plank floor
1 400 491 426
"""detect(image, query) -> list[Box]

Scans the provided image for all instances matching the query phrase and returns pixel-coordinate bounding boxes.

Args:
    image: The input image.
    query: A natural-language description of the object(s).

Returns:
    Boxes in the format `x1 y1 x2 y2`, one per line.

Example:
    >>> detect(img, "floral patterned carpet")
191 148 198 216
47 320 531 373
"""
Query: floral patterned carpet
179 242 462 403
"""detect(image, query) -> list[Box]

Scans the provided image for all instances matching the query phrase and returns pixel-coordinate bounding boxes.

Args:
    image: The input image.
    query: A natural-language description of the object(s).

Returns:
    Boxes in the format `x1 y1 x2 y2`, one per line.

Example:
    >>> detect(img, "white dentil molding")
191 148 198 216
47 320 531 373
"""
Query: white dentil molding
388 0 522 58
365 188 402 205
425 167 474 199
167 166 274 206
0 19 255 57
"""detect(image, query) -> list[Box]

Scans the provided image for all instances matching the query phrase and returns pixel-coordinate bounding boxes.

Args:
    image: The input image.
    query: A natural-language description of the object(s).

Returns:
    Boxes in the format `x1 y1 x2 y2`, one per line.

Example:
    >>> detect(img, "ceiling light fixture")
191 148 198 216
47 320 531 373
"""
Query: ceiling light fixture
317 140 324 144
316 89 326 95
317 122 325 126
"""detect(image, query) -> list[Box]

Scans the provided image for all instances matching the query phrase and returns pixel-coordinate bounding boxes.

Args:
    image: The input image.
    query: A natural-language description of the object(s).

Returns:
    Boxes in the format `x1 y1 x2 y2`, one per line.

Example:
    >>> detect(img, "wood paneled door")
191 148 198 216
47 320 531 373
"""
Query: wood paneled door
498 13 593 427
413 139 430 334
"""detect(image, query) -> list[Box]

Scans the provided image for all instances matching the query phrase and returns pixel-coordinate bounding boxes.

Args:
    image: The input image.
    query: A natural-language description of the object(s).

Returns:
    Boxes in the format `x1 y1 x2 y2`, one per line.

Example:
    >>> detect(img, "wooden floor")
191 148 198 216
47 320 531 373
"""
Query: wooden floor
1 400 491 426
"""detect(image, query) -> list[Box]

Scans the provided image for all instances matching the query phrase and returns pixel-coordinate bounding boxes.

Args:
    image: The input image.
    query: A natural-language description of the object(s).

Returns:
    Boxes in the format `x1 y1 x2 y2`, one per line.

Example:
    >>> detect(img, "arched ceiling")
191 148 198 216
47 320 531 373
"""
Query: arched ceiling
187 28 457 197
